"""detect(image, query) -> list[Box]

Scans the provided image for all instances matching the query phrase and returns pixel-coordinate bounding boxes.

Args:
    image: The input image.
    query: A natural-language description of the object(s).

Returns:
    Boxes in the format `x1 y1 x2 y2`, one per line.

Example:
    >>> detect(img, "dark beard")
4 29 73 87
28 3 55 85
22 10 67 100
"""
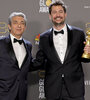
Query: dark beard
52 20 65 27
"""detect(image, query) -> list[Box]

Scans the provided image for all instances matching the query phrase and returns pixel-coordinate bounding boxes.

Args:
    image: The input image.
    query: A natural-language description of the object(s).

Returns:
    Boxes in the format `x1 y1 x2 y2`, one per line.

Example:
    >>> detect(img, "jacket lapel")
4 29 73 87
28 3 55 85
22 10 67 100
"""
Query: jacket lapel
49 28 62 63
6 35 18 65
20 39 29 68
64 24 73 63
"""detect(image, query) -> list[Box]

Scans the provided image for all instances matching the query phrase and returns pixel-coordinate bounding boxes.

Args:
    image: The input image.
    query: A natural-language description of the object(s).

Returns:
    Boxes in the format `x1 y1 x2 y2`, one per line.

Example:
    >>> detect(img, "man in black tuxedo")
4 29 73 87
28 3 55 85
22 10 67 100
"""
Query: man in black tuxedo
32 1 90 100
0 12 32 100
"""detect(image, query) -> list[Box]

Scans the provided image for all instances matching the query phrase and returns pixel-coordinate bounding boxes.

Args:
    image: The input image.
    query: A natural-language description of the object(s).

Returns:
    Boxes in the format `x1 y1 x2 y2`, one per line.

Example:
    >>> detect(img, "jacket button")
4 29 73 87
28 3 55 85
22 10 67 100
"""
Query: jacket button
62 74 64 77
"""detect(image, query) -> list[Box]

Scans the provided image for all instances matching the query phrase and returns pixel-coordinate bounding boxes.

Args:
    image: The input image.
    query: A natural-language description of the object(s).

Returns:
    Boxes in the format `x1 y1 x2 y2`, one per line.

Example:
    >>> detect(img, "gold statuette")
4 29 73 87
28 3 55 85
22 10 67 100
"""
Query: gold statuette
82 23 90 59
46 0 52 7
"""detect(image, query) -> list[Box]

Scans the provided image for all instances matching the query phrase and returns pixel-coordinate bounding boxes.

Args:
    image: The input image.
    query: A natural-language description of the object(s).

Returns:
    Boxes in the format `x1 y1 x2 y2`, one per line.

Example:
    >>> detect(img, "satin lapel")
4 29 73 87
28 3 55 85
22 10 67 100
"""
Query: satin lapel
49 28 62 63
6 35 18 65
21 39 29 68
64 25 73 62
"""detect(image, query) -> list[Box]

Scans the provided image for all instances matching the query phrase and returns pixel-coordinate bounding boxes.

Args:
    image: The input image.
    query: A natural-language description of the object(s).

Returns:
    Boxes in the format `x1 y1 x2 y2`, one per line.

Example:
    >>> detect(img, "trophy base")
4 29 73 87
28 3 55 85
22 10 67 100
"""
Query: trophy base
82 53 90 59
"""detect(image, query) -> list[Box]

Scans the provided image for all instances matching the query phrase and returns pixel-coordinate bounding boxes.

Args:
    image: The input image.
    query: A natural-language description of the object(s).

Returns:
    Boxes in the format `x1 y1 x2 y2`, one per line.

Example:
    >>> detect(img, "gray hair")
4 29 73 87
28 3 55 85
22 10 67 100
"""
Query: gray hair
8 12 27 26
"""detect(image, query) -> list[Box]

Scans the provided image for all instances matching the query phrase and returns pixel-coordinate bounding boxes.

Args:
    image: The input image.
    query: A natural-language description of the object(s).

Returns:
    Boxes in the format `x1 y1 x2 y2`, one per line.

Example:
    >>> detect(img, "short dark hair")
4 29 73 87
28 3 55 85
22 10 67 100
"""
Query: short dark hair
49 1 67 14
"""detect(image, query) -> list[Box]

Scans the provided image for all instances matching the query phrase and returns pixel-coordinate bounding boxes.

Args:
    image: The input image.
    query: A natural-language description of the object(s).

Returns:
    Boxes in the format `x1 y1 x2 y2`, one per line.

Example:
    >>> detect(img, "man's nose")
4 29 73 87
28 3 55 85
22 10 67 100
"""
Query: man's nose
56 13 60 16
18 24 21 27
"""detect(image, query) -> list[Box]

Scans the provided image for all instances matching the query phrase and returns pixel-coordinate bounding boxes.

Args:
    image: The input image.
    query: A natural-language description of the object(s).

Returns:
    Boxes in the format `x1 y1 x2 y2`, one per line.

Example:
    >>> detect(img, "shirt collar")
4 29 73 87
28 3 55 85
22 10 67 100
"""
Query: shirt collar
10 34 22 43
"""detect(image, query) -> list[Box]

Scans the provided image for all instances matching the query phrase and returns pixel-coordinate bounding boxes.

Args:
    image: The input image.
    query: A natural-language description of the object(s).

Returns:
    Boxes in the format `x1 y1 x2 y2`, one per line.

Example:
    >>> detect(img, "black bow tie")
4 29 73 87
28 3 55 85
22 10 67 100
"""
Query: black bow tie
14 38 23 45
54 30 64 35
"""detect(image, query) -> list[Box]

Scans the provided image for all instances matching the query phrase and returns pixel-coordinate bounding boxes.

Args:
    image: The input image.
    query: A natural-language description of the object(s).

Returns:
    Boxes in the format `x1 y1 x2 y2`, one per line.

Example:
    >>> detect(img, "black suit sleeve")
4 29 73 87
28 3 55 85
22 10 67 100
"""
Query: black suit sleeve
30 42 46 71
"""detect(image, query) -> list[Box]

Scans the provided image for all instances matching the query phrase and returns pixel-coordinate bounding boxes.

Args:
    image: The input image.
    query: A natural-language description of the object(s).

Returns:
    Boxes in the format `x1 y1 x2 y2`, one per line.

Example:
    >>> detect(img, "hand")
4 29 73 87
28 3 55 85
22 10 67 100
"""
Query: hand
84 44 90 54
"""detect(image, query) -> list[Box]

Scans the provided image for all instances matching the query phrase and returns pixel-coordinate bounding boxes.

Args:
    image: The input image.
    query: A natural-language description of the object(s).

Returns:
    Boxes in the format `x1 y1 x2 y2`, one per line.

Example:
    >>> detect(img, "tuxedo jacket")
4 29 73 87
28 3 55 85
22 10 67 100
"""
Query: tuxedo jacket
0 35 32 100
33 24 89 99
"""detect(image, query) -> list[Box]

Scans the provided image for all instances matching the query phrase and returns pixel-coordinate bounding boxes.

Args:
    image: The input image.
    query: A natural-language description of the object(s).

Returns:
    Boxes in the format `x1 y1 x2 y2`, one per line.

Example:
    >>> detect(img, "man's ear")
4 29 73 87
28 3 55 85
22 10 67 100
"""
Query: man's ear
65 13 67 18
49 14 51 20
8 24 11 30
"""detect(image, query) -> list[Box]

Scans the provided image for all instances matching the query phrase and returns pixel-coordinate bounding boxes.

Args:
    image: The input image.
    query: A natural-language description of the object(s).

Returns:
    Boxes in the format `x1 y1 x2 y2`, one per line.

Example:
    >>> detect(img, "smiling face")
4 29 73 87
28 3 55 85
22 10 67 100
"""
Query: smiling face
8 16 26 39
49 5 67 28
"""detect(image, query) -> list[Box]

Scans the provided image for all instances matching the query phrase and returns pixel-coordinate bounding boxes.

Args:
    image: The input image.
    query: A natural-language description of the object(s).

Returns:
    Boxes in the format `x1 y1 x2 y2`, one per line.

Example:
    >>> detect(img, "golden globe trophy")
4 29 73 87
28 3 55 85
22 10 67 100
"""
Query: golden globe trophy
46 0 52 6
82 23 90 59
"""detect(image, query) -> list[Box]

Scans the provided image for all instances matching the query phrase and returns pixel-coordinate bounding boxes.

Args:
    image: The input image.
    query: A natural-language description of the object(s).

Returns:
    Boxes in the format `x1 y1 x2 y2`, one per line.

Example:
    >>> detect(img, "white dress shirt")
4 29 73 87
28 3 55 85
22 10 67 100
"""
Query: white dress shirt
53 24 67 64
10 34 26 68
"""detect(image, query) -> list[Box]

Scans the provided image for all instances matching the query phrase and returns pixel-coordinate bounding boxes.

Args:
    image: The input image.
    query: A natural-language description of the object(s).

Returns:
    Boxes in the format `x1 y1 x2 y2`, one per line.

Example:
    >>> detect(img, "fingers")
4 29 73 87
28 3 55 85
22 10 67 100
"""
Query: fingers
84 45 90 54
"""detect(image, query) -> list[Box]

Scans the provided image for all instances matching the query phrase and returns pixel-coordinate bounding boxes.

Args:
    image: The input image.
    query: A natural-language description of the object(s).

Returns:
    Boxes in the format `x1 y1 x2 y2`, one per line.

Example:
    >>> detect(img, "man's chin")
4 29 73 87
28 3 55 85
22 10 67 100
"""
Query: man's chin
54 23 64 27
16 33 22 36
